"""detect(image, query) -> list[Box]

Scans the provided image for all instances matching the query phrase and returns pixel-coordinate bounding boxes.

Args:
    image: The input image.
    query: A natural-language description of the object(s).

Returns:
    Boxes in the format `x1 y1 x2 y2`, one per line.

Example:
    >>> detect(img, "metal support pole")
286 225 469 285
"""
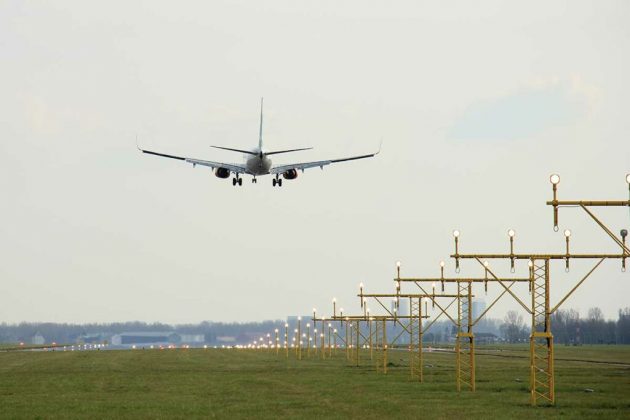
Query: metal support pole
285 325 288 359
410 297 423 382
383 318 388 374
456 281 475 391
369 318 373 360
321 332 325 360
297 320 302 360
328 323 332 357
355 320 360 367
345 321 349 360
530 259 554 405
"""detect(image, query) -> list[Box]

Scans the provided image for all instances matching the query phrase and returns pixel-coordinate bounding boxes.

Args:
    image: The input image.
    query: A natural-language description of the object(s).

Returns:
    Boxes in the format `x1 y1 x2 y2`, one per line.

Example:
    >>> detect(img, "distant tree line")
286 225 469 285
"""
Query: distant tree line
498 307 630 345
1 307 629 345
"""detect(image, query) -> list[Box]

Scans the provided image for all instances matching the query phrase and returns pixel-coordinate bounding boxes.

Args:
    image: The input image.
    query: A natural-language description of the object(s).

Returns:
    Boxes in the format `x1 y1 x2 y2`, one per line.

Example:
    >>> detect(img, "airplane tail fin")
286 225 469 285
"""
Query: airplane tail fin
259 97 264 151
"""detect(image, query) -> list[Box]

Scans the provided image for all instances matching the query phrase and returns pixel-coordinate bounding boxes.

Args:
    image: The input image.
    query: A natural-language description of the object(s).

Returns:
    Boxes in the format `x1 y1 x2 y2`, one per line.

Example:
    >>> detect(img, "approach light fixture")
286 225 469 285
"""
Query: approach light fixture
622 229 628 272
508 229 516 272
453 230 461 272
550 174 561 231
564 229 572 271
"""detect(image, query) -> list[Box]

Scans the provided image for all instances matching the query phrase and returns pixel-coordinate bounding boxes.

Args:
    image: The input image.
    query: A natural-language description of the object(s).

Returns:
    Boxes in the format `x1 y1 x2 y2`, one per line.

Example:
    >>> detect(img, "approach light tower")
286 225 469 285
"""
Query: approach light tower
451 174 629 406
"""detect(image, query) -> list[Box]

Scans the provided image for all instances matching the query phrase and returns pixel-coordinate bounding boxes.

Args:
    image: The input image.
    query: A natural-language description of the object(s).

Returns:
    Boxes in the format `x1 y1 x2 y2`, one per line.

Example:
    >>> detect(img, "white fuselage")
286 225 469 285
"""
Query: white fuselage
245 153 272 175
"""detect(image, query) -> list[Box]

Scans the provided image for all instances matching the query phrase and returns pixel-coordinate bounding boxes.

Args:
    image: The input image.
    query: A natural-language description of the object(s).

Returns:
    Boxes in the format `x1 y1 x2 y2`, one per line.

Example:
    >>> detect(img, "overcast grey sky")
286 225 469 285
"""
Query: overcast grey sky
1 1 629 324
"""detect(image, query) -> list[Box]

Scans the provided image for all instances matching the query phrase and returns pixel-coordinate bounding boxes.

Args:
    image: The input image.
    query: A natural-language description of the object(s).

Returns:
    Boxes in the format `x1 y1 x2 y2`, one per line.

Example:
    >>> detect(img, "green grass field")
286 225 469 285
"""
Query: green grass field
1 345 629 419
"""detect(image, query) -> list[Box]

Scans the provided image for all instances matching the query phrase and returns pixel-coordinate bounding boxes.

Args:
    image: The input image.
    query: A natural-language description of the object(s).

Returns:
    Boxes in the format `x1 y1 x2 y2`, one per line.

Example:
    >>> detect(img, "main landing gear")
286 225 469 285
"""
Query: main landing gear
272 176 283 187
232 176 243 186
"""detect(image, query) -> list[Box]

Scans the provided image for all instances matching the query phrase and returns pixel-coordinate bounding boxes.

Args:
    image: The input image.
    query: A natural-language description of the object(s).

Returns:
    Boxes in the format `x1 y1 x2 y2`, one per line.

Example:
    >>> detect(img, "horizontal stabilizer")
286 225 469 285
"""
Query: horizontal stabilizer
211 145 258 156
265 147 313 156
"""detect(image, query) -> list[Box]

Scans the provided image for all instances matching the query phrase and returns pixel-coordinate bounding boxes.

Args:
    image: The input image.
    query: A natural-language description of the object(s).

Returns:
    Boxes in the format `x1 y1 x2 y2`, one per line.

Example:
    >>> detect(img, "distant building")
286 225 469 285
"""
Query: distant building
180 334 204 344
472 299 487 320
476 332 498 345
391 298 409 317
111 332 180 346
76 333 108 344
31 332 45 345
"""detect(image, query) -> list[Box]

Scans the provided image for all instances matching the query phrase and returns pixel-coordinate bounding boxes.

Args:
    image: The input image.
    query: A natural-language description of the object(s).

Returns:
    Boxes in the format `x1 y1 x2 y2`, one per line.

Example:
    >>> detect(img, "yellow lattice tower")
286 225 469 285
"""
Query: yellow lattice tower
456 280 475 392
530 259 553 404
375 318 388 374
409 297 423 382
451 173 629 405
395 260 528 390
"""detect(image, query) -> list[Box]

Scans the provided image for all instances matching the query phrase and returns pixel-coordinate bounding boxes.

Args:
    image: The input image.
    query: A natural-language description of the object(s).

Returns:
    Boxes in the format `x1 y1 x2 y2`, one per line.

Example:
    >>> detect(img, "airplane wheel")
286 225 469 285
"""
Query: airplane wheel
232 178 237 186
272 179 276 187
278 179 283 187
238 178 243 186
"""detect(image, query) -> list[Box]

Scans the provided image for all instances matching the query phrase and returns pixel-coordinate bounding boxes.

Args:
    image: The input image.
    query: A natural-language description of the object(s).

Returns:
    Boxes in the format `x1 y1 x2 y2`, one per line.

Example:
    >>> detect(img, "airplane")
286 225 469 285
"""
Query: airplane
138 99 380 187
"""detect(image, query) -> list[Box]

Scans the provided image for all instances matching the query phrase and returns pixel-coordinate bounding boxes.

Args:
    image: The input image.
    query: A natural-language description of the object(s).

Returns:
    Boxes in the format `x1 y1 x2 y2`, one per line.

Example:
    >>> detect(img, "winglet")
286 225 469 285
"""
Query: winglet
135 134 142 152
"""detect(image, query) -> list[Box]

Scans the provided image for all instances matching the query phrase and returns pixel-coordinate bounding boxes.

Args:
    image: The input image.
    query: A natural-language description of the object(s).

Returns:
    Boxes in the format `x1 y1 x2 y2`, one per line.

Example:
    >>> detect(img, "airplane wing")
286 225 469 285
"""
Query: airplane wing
269 151 379 175
140 148 249 175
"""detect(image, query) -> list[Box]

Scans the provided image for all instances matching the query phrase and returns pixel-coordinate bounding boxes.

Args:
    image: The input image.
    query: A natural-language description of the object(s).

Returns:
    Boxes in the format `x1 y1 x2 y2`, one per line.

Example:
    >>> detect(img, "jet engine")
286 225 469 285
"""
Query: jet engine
282 169 298 180
215 167 231 178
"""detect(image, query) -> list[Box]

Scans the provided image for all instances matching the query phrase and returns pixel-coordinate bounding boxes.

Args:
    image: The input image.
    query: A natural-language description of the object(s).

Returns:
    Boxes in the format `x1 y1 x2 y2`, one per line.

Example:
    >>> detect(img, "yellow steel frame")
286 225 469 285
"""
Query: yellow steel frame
375 318 388 374
409 297 423 382
530 259 554 405
456 281 475 392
